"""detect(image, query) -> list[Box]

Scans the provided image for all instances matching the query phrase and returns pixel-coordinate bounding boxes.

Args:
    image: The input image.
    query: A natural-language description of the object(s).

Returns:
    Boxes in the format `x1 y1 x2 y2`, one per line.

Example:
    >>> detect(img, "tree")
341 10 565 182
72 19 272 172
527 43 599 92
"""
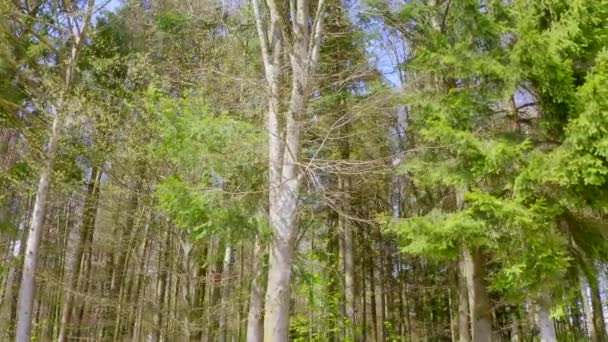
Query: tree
251 0 327 340
15 1 96 340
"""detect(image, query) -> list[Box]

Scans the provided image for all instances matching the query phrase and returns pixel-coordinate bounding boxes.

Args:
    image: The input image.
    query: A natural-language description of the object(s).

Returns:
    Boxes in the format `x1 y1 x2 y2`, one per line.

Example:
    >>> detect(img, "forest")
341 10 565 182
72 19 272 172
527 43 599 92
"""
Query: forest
0 0 607 341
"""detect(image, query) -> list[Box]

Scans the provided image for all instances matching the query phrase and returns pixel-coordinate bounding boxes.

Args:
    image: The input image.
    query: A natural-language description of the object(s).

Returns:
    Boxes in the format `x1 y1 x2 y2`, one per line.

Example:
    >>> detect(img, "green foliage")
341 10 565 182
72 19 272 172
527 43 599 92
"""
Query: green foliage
147 89 264 240
155 10 193 34
385 0 608 301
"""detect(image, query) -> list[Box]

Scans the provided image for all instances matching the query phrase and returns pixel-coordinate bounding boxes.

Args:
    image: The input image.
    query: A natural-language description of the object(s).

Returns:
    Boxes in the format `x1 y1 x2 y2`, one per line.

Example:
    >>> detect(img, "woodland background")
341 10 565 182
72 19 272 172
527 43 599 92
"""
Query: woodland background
0 0 607 341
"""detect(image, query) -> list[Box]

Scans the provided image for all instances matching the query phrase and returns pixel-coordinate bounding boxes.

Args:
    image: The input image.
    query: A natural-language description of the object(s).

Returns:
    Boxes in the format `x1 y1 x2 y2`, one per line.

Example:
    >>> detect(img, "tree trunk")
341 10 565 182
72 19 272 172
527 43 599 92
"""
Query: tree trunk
458 258 471 342
218 244 233 342
585 266 606 342
509 307 520 342
246 238 265 342
15 3 94 339
534 297 557 342
342 211 356 339
264 231 295 342
462 248 492 342
251 1 326 340
581 274 594 339
374 244 386 342
15 113 61 342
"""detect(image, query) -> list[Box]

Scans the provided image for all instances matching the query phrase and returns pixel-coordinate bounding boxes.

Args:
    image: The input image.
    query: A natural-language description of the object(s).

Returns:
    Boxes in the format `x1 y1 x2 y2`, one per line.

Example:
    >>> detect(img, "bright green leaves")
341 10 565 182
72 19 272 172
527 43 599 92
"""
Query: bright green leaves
148 89 264 241
149 89 263 179
568 49 608 157
157 176 255 240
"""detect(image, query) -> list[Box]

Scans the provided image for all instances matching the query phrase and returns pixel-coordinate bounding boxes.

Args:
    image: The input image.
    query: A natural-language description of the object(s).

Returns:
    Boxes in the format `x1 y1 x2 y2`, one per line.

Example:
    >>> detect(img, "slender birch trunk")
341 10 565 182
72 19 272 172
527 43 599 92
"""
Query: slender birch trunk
246 238 265 342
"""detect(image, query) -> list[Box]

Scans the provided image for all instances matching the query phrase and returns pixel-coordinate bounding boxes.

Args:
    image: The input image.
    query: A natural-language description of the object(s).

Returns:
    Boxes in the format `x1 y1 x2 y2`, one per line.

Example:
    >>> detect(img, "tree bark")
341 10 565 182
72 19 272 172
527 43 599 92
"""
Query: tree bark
581 274 594 339
246 238 265 342
15 113 61 342
218 244 233 342
462 248 492 342
584 265 606 342
342 208 356 339
251 0 326 341
458 258 471 342
374 246 386 342
533 296 557 342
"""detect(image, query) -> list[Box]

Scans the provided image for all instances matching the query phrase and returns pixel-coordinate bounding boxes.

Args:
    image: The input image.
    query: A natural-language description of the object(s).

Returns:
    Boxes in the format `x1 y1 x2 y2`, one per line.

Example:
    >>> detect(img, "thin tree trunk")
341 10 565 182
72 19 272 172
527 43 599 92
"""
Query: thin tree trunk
585 266 606 342
246 238 265 342
581 274 594 338
201 239 219 342
462 248 492 342
15 113 61 342
130 213 151 341
153 222 170 342
343 215 356 339
458 257 471 342
339 175 356 340
369 250 377 342
218 244 233 342
374 246 386 342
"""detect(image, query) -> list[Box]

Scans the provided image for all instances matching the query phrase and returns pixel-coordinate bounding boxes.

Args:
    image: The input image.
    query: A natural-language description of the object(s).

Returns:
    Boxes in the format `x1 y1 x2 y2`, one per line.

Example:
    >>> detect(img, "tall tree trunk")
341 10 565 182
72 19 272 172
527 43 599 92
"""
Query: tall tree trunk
584 265 606 342
264 231 295 341
581 274 594 339
201 239 219 342
218 244 233 342
533 296 557 342
342 209 356 339
458 258 471 342
369 248 377 342
374 246 386 342
462 248 493 342
15 113 61 342
14 3 94 339
246 238 265 342
251 1 326 340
